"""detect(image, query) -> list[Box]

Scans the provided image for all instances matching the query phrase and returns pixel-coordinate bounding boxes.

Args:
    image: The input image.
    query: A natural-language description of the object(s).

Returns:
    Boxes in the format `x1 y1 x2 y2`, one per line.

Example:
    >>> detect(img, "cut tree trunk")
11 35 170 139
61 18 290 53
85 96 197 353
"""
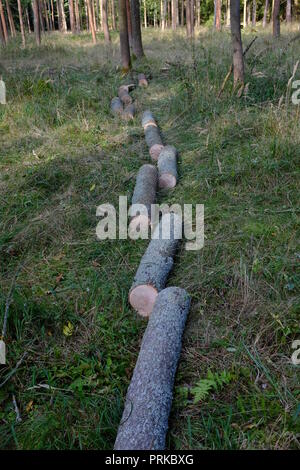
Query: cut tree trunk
158 146 178 189
142 110 164 161
119 0 131 72
17 0 26 47
138 73 148 87
272 0 280 37
115 286 191 450
129 164 158 234
130 0 144 57
129 213 182 317
262 0 269 27
118 84 133 104
230 0 244 86
122 103 136 120
110 96 123 115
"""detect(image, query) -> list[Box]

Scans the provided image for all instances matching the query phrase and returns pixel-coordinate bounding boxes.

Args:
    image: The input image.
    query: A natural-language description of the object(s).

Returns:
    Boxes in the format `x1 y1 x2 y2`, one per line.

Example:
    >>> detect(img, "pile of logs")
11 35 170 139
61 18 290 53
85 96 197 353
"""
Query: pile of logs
108 74 190 450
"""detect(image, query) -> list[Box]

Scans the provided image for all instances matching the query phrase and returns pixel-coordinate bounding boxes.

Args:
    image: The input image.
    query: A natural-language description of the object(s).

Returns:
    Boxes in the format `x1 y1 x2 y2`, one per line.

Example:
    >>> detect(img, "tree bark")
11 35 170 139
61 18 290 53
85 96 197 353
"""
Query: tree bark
252 0 256 26
33 0 41 45
69 0 76 33
143 0 147 28
130 0 144 57
272 0 280 37
161 0 167 29
75 0 80 32
226 0 231 26
262 0 269 27
243 0 246 28
111 0 116 29
0 0 8 43
171 0 177 29
5 0 16 37
17 0 26 46
215 0 221 30
60 0 67 32
186 0 192 37
126 0 132 45
102 0 110 42
118 0 131 71
230 0 244 85
26 7 31 33
286 0 292 23
196 0 200 26
0 14 5 45
87 0 97 42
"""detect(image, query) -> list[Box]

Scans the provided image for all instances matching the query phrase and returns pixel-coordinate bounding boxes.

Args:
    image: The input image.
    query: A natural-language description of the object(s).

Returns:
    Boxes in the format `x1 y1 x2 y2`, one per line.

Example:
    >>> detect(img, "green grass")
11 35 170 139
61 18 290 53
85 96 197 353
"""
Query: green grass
0 25 300 449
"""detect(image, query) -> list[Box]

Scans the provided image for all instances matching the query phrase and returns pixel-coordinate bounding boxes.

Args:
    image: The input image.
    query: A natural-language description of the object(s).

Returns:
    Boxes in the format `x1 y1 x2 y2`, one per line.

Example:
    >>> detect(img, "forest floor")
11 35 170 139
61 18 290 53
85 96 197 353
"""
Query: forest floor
0 26 299 450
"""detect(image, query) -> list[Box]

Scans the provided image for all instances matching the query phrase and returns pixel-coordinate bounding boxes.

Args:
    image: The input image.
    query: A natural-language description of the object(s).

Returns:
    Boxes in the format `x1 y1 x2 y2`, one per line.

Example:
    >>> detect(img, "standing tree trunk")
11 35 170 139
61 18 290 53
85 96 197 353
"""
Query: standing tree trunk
272 0 280 37
190 0 194 33
196 0 200 26
143 0 147 28
126 0 132 45
75 0 80 31
101 0 110 42
42 0 50 31
262 0 269 27
243 0 247 28
130 0 144 57
111 0 116 29
171 0 177 29
161 0 167 29
33 0 41 45
230 0 244 85
0 14 5 45
0 0 8 43
181 0 184 25
5 0 16 37
286 0 292 23
17 0 26 46
60 0 67 32
215 0 221 30
252 0 256 26
118 0 131 71
87 0 97 42
69 0 76 33
226 0 231 26
186 0 192 37
26 7 31 32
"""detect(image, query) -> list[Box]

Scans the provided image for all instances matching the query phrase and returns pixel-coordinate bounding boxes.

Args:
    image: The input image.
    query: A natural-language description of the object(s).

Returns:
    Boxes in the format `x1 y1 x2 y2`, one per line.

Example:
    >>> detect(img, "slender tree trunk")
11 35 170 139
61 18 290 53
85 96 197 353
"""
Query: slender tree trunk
130 0 143 56
118 0 131 71
263 0 269 26
0 0 8 43
272 0 280 37
69 0 76 32
87 0 96 41
247 2 250 25
39 2 45 32
0 14 5 45
215 0 221 30
33 0 41 45
111 0 116 29
26 7 31 32
181 0 184 25
6 0 16 37
243 0 246 28
252 0 256 26
230 0 244 85
75 0 80 31
143 0 147 28
196 0 200 26
47 0 53 30
191 0 194 33
286 0 292 23
171 0 176 29
60 0 67 32
17 0 26 46
50 0 54 27
125 0 132 44
186 0 193 37
162 0 167 29
226 0 231 26
101 0 110 41
92 0 97 32
43 0 50 31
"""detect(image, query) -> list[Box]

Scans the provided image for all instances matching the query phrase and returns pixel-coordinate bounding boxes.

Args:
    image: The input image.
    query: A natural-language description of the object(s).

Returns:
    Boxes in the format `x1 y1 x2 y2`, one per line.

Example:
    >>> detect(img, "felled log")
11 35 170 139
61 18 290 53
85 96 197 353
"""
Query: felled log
114 286 191 450
138 73 148 87
118 85 133 105
110 97 123 116
129 212 182 316
142 110 157 129
122 103 136 120
142 110 164 161
158 145 178 189
129 164 157 234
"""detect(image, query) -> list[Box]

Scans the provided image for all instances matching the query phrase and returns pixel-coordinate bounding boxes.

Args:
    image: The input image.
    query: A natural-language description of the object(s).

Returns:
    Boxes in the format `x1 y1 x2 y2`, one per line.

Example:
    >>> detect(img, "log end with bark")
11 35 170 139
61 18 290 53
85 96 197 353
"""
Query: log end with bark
115 286 191 450
122 103 136 120
138 73 148 87
158 145 178 189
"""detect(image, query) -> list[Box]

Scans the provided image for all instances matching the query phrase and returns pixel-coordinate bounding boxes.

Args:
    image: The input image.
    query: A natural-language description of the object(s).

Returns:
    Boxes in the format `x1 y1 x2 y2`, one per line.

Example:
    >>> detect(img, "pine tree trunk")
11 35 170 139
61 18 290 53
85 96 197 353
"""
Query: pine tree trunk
272 0 280 37
143 0 147 28
125 0 132 44
33 0 41 45
111 0 116 29
252 0 256 26
215 0 221 30
118 0 131 71
262 0 269 27
69 0 76 33
75 0 80 31
5 0 16 37
17 0 26 46
226 0 230 26
196 0 200 26
172 0 176 29
0 14 5 45
181 0 184 25
161 0 167 29
190 0 194 34
130 0 144 57
230 0 244 85
101 0 110 41
286 0 292 23
60 0 67 32
243 0 246 27
43 0 50 31
47 0 53 30
50 0 55 28
0 0 8 43
26 7 31 33
186 0 192 37
87 0 97 41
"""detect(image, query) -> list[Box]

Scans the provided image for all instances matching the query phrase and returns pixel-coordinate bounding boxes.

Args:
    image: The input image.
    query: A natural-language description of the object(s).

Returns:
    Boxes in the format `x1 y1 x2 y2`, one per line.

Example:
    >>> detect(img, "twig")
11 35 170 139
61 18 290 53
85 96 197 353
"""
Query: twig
12 394 22 423
0 351 28 389
218 36 258 98
1 263 23 339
